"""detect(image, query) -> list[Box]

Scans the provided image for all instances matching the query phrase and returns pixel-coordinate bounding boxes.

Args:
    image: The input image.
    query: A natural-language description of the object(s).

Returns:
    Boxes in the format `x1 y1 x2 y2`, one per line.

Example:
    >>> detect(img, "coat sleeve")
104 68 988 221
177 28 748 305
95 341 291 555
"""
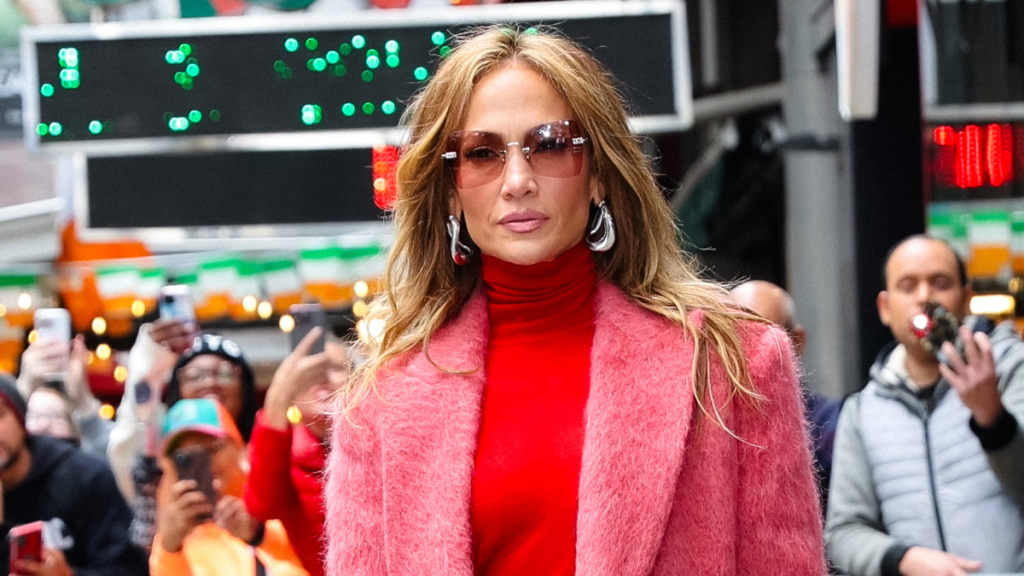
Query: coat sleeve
324 401 387 575
244 410 300 521
734 324 827 576
988 340 1024 502
824 395 897 576
149 534 195 576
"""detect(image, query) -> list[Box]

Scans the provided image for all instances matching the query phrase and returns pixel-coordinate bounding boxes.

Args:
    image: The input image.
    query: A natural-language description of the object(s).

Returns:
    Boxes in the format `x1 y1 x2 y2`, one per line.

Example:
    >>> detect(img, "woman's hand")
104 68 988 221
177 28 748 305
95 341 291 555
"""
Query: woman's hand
150 318 198 356
263 328 329 430
157 480 212 552
16 340 70 397
213 495 260 543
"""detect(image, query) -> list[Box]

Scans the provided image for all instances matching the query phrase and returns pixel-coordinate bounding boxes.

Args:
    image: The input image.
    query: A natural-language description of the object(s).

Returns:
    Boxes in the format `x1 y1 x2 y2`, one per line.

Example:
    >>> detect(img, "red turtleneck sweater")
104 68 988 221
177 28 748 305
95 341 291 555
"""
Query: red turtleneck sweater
471 241 597 576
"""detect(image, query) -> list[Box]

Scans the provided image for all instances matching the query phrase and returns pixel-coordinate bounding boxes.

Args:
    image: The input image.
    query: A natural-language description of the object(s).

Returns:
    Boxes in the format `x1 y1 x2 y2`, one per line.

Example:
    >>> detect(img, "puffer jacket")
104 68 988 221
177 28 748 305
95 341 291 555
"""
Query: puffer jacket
825 320 1024 576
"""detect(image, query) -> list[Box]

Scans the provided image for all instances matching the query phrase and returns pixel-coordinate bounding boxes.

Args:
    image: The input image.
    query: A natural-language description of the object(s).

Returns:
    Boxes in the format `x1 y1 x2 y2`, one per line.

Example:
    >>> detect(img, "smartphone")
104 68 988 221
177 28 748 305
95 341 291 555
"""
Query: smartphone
289 303 326 354
159 285 197 330
8 521 44 572
33 309 71 345
33 308 71 384
912 301 998 367
172 445 216 520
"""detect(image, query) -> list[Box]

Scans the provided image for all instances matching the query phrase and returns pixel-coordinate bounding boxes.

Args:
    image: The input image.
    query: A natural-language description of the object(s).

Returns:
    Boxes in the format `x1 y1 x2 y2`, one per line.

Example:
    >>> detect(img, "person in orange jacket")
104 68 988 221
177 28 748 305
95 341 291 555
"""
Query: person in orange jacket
151 398 307 576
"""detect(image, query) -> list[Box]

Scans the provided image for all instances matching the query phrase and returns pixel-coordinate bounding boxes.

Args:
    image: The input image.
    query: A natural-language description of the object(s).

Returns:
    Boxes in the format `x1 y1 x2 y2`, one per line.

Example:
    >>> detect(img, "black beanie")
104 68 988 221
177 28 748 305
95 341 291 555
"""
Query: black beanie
165 333 257 441
0 373 27 429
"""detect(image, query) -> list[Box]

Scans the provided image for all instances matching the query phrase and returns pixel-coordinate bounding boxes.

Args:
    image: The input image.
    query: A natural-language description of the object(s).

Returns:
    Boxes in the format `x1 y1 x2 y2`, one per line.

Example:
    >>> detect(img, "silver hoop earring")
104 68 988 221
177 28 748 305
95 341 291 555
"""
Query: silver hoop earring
585 200 616 252
446 214 474 265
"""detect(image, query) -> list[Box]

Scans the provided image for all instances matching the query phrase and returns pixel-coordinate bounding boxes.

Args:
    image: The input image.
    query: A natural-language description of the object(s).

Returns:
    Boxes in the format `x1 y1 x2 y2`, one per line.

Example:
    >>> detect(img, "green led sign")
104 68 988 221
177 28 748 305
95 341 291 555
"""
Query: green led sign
26 6 682 145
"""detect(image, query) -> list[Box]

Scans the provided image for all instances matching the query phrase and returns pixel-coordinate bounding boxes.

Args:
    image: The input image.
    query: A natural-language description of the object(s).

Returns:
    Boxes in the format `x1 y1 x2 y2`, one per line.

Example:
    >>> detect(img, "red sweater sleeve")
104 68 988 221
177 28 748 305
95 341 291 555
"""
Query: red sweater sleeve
244 410 300 521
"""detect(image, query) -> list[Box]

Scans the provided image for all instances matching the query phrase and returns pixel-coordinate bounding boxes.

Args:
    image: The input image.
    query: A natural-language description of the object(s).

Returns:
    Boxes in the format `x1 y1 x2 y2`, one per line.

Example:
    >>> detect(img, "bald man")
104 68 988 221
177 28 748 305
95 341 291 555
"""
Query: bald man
730 280 842 511
825 235 1024 576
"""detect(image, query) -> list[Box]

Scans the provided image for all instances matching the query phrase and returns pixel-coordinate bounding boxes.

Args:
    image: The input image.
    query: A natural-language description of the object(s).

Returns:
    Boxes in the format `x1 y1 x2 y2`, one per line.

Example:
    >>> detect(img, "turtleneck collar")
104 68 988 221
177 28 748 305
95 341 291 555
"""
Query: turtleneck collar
481 241 597 341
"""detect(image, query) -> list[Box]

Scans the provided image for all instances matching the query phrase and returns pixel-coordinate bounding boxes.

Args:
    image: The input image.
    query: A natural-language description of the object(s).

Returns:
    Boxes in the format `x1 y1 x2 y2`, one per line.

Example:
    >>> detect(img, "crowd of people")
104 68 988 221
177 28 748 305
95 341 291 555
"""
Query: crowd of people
0 25 1020 576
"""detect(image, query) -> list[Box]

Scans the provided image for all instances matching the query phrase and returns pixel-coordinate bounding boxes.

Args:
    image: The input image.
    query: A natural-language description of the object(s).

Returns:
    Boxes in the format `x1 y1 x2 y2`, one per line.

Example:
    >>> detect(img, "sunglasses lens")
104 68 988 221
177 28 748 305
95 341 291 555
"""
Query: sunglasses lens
524 121 585 179
444 120 587 189
447 131 506 189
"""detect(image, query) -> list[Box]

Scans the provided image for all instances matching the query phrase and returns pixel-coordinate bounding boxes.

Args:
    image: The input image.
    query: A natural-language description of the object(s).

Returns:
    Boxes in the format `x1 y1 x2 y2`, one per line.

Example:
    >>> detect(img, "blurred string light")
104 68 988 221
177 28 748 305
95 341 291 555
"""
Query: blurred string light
17 292 32 310
354 281 369 299
0 304 6 317
242 295 258 314
356 318 385 344
352 300 368 317
970 294 1015 316
113 365 128 382
257 301 274 319
92 316 107 335
279 314 295 332
27 330 38 345
131 299 146 317
286 406 302 424
99 403 115 420
96 343 111 360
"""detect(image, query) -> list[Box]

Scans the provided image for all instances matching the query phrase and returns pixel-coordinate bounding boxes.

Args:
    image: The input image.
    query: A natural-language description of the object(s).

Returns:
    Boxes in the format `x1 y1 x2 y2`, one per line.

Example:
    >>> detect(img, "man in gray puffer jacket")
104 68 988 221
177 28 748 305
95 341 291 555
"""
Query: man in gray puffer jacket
826 235 1024 576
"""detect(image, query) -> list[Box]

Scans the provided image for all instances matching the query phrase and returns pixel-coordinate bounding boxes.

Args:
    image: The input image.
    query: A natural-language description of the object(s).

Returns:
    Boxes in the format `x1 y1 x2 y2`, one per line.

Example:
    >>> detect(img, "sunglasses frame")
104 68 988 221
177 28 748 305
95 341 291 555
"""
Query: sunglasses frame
441 119 589 189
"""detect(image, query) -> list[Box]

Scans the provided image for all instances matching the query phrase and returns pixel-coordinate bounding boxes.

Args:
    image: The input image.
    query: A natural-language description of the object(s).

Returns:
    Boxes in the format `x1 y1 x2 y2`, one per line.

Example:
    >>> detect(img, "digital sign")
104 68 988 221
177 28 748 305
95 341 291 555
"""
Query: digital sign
925 122 1024 202
22 1 690 152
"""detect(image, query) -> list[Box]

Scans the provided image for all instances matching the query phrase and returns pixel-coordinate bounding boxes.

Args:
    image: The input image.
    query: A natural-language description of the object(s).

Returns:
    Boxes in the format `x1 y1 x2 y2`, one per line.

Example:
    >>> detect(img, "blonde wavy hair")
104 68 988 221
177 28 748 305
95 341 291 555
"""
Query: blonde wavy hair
347 25 764 422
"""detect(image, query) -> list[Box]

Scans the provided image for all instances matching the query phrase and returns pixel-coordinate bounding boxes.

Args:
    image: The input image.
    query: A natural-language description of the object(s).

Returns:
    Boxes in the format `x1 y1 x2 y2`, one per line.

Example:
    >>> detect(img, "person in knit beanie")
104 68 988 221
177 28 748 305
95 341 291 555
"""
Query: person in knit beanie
0 372 147 575
0 373 27 431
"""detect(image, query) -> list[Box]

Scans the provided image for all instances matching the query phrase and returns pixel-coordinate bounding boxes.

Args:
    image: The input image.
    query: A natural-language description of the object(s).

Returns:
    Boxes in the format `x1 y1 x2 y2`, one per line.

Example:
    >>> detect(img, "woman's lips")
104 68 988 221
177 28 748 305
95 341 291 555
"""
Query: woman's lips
499 211 547 233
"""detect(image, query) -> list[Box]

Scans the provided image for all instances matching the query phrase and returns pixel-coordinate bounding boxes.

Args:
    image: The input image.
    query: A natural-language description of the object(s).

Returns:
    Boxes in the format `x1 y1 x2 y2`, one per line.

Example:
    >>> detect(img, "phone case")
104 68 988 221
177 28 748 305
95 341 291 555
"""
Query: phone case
33 309 71 344
8 521 44 571
289 303 326 354
911 302 961 365
172 446 217 518
159 285 197 325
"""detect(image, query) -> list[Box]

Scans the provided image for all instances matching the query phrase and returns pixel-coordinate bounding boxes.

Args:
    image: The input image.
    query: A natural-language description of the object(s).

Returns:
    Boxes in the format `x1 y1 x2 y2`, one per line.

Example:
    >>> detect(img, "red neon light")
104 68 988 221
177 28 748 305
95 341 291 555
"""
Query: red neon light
933 125 957 187
987 124 1004 186
933 125 955 146
931 123 1017 189
1000 124 1013 185
956 125 983 188
372 145 399 210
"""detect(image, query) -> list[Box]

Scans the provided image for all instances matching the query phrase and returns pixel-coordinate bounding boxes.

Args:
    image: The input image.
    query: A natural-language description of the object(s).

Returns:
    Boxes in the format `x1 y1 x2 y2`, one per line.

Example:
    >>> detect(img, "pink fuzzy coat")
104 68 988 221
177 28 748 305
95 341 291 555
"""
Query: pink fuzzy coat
325 283 826 576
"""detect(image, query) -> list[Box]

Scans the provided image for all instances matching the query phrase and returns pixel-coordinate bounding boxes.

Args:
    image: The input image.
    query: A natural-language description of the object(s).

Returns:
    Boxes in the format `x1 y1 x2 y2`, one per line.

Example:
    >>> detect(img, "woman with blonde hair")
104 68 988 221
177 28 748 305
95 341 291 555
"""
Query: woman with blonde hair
325 25 824 576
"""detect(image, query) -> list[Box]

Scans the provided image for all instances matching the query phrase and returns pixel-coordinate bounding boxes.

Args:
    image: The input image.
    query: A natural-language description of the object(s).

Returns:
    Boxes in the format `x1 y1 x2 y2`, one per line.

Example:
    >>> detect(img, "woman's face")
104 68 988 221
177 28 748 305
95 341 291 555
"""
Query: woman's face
26 388 75 440
449 63 599 266
176 354 244 422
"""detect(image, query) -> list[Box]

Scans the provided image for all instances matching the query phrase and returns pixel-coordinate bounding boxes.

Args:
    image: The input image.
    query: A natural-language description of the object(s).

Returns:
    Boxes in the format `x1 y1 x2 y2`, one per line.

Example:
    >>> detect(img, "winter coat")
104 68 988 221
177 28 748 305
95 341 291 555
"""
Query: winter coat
825 320 1024 576
325 283 825 576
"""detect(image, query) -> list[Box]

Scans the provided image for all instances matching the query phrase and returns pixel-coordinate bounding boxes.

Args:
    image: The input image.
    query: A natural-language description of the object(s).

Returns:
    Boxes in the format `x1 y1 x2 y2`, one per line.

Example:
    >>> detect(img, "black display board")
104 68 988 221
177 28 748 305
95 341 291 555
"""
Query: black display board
87 148 384 228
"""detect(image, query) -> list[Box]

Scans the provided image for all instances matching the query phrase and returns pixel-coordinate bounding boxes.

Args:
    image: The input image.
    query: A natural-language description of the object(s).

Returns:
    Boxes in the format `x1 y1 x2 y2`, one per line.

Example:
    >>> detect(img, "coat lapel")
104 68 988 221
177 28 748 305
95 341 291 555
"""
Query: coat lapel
378 292 489 575
576 284 697 576
375 285 697 575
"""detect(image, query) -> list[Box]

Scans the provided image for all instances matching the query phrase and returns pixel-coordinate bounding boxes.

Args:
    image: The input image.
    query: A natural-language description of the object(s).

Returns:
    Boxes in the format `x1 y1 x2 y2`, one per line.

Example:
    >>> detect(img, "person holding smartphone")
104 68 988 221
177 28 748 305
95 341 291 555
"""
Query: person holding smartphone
0 373 147 576
244 324 356 576
826 235 1024 576
151 398 308 576
18 328 113 460
108 299 258 554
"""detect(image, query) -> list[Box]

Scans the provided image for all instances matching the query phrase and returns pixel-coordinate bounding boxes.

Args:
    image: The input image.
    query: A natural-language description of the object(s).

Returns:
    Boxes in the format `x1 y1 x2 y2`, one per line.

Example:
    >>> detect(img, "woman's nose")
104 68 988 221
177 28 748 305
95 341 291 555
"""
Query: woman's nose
499 145 536 197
